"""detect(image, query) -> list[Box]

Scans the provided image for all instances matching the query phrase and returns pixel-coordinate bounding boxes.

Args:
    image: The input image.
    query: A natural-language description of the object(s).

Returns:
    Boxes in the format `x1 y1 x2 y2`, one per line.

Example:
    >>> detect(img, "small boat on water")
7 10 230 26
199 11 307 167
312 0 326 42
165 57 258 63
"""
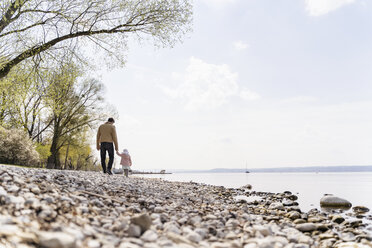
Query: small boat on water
245 162 250 173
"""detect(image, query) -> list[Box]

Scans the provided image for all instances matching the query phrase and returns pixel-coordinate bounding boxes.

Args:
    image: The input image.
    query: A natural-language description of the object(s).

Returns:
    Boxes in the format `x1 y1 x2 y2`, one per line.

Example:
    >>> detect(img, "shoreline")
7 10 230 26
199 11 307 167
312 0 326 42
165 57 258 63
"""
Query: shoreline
137 172 372 213
0 165 371 247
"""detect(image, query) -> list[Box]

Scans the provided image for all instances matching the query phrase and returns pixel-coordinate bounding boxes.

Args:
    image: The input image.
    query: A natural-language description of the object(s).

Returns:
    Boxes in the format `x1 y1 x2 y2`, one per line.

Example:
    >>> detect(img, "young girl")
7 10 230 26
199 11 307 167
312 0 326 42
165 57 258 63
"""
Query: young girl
116 149 132 177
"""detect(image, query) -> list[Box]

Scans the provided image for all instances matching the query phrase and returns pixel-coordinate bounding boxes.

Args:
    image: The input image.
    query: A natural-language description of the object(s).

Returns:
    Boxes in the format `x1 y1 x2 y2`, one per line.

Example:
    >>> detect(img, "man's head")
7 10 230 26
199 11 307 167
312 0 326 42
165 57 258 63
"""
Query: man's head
108 117 115 123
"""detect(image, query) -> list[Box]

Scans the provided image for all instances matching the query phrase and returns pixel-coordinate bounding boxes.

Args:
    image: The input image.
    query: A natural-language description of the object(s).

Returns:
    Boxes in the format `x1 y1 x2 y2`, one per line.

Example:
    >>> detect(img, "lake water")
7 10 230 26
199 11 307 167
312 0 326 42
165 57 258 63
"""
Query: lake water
136 172 372 212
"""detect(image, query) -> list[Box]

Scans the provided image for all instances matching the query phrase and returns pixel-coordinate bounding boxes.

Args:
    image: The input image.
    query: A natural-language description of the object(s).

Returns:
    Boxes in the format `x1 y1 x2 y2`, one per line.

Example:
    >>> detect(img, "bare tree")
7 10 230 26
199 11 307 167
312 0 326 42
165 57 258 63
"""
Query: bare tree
0 0 192 79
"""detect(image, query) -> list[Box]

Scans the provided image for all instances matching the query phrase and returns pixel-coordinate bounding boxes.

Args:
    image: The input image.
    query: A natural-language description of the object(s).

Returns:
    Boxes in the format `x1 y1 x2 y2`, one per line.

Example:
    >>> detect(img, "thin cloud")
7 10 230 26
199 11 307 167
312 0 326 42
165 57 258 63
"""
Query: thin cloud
305 0 356 16
240 89 260 101
233 41 249 51
161 57 259 111
201 0 237 6
283 96 318 103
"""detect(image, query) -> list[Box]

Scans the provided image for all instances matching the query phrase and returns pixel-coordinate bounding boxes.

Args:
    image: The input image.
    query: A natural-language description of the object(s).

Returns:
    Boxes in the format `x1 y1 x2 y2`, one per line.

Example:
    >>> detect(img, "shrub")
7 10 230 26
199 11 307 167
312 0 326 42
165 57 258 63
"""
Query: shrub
0 127 40 166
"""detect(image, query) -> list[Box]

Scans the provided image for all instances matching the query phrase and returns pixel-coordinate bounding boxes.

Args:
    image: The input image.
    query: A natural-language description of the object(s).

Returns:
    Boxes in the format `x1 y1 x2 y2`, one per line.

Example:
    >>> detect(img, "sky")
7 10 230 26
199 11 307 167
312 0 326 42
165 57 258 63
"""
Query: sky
98 0 372 171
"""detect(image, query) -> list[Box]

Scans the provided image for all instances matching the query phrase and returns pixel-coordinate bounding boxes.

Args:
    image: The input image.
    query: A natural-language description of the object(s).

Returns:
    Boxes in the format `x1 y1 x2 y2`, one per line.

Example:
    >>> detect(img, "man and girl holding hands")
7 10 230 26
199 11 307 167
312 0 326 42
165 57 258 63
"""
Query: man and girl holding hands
96 118 132 177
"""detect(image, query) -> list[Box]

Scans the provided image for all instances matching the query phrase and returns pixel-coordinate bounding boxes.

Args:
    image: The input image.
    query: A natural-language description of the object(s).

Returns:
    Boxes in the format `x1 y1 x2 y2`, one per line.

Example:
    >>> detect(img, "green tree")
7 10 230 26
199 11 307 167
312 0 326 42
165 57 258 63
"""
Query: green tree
0 63 52 140
60 128 95 170
44 63 106 169
0 0 192 79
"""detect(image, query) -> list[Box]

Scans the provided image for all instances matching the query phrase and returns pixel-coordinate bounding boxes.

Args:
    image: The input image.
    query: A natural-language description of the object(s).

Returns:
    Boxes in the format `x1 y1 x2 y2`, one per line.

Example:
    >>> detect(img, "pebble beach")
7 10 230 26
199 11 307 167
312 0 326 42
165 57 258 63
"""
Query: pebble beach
0 165 371 248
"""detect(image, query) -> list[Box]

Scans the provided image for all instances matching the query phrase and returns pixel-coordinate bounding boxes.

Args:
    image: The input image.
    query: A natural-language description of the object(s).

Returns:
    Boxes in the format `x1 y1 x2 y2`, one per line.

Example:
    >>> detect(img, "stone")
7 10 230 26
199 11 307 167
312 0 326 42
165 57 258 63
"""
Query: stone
38 232 77 248
353 206 370 214
288 211 301 220
87 240 100 248
164 222 181 234
296 223 317 232
8 185 20 193
320 195 352 208
211 242 232 248
253 225 272 237
153 206 164 213
240 184 252 190
293 219 306 224
332 215 345 224
185 230 202 243
0 186 7 196
166 232 193 245
127 224 142 238
141 230 158 242
0 225 21 236
268 202 284 210
335 242 371 248
131 213 152 233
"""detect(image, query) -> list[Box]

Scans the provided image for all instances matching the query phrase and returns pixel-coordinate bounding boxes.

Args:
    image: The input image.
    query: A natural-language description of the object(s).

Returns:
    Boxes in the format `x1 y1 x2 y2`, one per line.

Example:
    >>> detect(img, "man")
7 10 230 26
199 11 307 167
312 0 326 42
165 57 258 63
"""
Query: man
96 117 119 174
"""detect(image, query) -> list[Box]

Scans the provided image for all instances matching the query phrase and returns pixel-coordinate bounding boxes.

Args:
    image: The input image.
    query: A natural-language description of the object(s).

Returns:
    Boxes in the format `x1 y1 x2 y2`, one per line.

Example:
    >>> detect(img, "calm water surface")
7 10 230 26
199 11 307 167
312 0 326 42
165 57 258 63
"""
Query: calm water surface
137 172 372 212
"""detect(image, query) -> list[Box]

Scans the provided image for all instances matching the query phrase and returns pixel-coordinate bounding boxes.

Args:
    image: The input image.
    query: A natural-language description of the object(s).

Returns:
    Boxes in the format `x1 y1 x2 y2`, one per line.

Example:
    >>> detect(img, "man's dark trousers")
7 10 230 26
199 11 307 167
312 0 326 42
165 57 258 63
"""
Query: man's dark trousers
100 142 114 173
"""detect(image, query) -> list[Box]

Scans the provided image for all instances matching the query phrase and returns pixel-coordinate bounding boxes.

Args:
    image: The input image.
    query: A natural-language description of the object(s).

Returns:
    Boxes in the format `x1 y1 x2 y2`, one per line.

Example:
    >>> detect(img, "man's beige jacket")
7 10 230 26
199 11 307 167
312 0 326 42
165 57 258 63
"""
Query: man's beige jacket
96 122 118 150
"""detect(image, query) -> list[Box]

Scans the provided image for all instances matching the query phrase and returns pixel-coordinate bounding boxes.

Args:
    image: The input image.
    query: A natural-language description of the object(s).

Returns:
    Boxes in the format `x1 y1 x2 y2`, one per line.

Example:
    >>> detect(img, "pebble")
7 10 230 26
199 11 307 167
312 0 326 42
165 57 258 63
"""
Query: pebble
38 231 77 248
295 223 317 232
131 213 152 233
141 230 158 242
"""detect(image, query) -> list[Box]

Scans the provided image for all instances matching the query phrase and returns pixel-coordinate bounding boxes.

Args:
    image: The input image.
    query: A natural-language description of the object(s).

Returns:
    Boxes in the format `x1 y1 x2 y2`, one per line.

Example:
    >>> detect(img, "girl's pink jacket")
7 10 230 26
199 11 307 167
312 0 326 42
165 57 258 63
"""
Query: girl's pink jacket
117 153 132 166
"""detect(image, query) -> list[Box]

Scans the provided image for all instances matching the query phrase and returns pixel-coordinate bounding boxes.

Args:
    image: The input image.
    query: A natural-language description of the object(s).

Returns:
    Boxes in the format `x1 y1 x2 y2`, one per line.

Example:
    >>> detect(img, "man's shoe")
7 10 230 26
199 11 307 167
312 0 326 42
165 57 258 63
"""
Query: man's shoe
107 171 113 175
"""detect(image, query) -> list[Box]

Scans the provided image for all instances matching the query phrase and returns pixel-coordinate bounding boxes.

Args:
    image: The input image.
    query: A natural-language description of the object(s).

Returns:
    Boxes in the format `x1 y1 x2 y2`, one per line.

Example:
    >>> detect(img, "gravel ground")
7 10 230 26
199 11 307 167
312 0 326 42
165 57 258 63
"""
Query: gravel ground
0 165 371 248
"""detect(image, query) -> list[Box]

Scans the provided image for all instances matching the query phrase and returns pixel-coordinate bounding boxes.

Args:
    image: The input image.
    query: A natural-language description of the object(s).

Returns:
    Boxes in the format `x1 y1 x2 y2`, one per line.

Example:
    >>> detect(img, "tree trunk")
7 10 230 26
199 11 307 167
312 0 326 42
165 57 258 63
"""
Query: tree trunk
47 121 61 169
63 142 70 170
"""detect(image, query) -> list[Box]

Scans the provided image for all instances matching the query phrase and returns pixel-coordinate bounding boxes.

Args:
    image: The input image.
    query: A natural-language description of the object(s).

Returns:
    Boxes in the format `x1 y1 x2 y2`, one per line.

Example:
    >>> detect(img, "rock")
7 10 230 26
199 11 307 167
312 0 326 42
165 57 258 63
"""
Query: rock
0 225 21 236
194 228 207 239
335 242 371 248
153 206 164 213
331 215 345 224
166 232 193 245
234 195 250 203
352 206 370 214
320 195 352 208
0 186 7 196
127 224 142 238
316 224 329 232
8 185 20 193
283 200 295 206
163 222 181 234
268 202 284 210
296 223 317 232
253 225 272 237
87 240 100 248
241 184 252 190
185 230 202 243
288 211 301 220
29 185 41 194
287 195 298 201
225 218 239 228
189 216 202 226
131 213 152 233
341 232 356 242
141 230 158 242
293 219 306 224
211 242 232 248
38 231 77 248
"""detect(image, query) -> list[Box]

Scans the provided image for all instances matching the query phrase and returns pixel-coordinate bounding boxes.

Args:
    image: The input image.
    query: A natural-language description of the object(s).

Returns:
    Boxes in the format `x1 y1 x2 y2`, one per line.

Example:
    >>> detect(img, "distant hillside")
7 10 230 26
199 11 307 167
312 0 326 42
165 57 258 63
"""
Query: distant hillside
170 165 372 173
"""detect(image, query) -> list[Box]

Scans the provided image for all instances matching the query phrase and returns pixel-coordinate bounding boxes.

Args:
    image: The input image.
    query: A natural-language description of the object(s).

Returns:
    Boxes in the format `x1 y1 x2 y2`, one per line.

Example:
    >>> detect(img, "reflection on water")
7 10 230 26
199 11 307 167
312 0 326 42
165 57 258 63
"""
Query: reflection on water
137 172 372 212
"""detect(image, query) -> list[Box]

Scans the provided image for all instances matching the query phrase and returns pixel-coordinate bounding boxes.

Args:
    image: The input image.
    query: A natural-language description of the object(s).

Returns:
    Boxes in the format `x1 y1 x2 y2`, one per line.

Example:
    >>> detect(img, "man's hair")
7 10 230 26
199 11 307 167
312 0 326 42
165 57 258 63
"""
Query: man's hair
108 117 115 123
